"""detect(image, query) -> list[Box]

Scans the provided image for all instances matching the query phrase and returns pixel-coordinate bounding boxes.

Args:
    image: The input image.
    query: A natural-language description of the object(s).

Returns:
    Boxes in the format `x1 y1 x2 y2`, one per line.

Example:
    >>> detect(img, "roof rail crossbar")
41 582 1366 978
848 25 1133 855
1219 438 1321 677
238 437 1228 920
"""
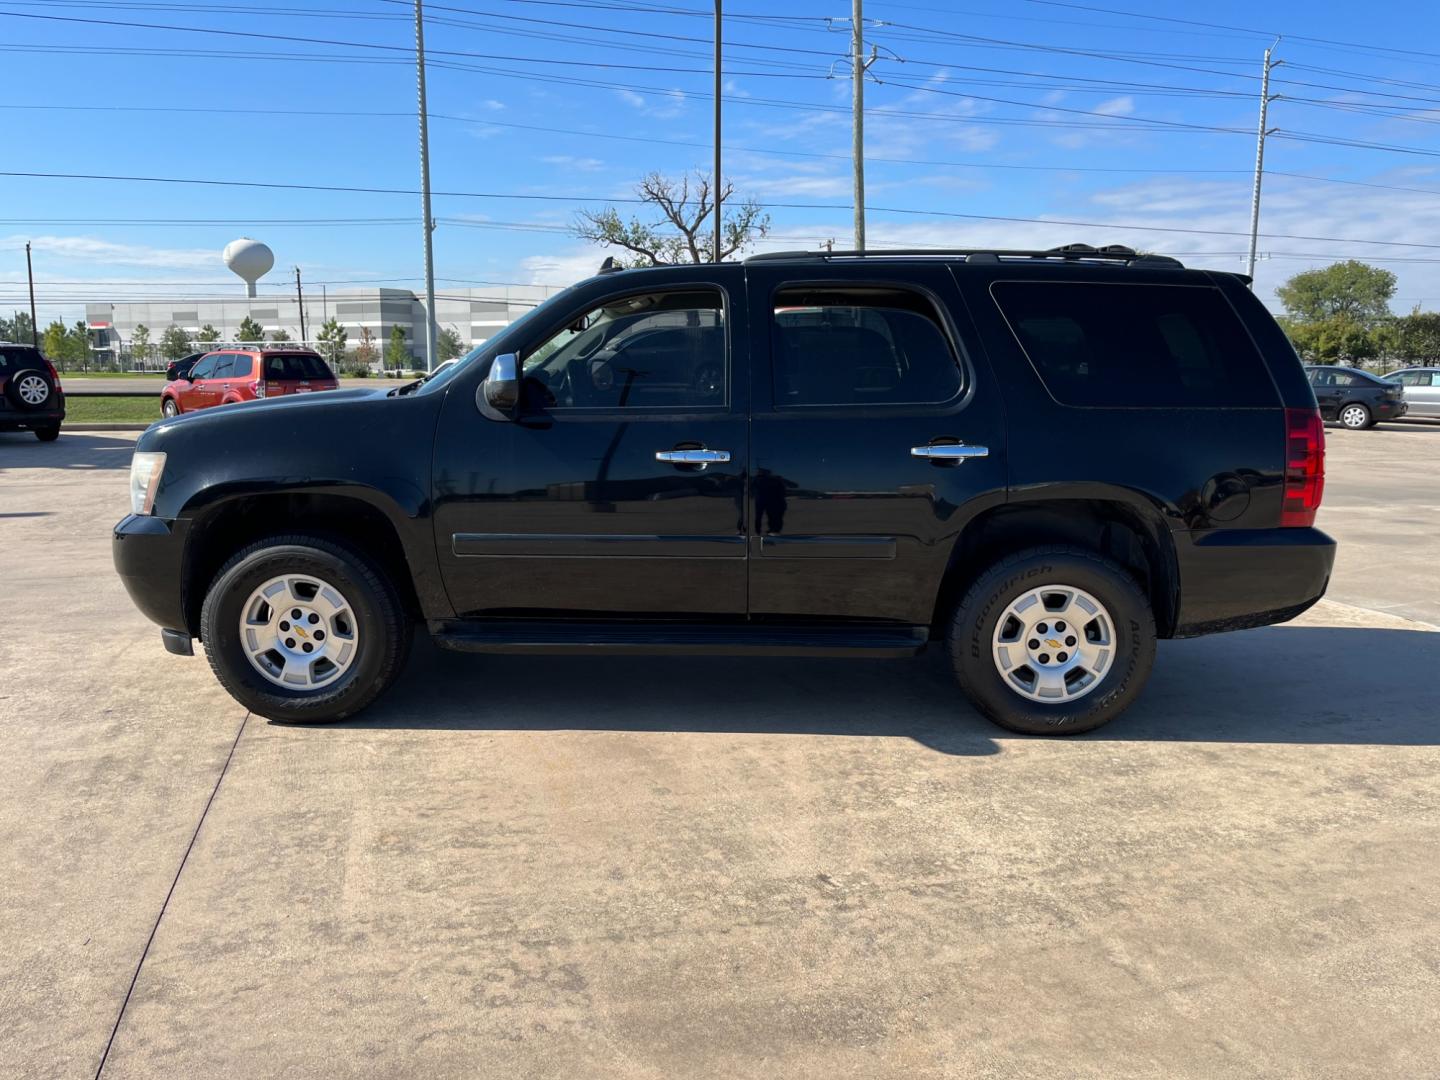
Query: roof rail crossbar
745 246 1183 268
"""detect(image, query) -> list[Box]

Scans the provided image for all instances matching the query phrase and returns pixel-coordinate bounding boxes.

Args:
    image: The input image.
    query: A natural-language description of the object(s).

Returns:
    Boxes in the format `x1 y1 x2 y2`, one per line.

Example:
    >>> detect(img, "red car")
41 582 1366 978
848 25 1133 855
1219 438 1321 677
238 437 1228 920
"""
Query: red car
161 348 339 417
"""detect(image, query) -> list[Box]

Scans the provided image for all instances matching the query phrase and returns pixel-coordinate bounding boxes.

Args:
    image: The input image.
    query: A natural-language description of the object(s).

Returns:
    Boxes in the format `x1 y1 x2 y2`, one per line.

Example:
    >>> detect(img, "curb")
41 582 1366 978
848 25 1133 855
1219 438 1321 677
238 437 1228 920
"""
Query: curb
64 423 151 432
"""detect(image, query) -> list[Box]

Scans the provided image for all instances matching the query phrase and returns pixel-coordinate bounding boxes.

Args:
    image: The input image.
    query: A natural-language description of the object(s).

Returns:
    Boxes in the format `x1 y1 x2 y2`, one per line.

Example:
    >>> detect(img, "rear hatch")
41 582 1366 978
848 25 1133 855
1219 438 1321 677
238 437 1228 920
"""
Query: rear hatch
260 352 339 396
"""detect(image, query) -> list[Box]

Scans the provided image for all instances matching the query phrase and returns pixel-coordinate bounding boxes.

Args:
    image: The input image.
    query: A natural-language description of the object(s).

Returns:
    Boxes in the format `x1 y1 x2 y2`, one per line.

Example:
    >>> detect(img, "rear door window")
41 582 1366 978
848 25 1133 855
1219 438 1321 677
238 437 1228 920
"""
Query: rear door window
230 354 254 379
770 286 963 407
210 354 236 380
990 281 1277 408
188 355 218 381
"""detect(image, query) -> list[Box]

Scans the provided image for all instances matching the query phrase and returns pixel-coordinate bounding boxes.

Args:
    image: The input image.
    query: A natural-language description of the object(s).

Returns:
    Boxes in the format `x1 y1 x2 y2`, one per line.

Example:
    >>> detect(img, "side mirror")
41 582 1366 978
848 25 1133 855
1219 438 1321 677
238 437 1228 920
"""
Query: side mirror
478 352 520 420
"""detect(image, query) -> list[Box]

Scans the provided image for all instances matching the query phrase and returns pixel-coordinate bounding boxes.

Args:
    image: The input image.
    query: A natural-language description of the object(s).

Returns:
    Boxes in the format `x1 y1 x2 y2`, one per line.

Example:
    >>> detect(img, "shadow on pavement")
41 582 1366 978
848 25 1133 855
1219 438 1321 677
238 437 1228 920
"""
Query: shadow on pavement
306 623 1437 754
0 432 137 471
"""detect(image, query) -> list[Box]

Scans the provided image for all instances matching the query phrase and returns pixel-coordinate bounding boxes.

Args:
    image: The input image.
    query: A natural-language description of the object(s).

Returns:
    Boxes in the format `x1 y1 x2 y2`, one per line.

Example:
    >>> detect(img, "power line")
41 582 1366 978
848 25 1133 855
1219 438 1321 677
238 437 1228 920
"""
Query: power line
11 167 1440 252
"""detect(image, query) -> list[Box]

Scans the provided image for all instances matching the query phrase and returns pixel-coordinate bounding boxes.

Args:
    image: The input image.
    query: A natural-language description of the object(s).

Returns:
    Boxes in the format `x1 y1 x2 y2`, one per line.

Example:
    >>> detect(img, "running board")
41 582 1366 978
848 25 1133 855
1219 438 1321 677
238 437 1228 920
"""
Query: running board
429 621 929 658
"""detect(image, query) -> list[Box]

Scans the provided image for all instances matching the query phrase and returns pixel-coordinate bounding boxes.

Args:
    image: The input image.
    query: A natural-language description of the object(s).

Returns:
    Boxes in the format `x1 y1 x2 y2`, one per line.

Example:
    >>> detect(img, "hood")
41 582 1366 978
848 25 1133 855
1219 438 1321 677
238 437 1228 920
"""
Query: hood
137 386 394 450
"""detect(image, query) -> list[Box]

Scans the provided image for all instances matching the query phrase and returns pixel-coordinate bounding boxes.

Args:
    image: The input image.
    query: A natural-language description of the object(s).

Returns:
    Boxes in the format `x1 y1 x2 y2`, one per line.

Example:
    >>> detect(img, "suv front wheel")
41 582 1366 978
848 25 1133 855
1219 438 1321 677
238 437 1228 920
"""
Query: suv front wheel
200 535 411 722
947 546 1156 736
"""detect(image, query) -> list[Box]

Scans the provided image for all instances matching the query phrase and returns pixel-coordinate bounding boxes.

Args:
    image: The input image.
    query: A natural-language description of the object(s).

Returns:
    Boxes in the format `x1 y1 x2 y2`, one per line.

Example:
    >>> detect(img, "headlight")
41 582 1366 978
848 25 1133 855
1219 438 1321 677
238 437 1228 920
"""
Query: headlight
129 452 167 515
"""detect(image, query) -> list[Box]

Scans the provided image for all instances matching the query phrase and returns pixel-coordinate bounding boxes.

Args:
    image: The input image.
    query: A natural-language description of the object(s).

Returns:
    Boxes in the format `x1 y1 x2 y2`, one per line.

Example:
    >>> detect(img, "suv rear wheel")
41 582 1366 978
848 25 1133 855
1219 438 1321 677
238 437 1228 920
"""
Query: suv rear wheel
199 535 411 722
6 368 54 411
947 546 1156 736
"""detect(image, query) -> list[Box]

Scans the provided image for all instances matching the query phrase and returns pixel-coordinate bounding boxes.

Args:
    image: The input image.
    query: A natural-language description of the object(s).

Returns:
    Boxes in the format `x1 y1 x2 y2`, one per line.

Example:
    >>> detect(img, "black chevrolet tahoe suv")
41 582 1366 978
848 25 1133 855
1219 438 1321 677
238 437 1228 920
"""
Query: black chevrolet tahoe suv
113 246 1334 735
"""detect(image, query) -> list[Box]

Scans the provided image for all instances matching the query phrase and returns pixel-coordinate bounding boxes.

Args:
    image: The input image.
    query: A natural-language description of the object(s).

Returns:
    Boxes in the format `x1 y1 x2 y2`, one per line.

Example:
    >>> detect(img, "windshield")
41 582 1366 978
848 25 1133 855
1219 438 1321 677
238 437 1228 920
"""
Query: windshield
414 284 582 396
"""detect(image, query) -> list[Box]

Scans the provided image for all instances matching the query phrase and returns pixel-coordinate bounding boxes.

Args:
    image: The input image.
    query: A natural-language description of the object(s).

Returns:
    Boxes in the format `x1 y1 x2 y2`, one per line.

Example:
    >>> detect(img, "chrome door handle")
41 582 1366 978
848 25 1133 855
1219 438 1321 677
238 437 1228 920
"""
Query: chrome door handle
911 443 989 461
656 448 731 465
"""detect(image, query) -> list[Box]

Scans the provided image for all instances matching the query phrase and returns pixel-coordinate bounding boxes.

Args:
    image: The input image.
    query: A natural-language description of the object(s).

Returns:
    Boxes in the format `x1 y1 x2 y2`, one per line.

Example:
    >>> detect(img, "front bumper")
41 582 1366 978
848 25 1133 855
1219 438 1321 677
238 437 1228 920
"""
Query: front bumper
113 514 192 633
1171 526 1337 637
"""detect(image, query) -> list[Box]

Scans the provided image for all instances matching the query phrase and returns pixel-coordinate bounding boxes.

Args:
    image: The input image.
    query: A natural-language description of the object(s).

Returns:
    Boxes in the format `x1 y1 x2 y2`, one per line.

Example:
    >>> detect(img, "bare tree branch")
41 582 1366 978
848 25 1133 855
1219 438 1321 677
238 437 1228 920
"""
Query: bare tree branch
571 171 771 266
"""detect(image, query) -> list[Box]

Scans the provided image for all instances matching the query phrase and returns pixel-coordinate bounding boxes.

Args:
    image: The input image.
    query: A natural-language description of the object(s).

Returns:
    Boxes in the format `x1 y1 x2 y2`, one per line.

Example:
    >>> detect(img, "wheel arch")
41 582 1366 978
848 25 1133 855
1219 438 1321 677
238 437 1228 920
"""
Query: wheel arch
933 490 1181 638
182 490 429 637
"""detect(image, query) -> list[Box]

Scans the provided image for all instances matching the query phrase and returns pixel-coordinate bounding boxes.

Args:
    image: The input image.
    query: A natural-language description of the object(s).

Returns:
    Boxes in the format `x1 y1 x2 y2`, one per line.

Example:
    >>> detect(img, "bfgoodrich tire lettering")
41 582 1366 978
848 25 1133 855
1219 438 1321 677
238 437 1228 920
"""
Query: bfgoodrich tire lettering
948 545 1156 736
199 535 410 722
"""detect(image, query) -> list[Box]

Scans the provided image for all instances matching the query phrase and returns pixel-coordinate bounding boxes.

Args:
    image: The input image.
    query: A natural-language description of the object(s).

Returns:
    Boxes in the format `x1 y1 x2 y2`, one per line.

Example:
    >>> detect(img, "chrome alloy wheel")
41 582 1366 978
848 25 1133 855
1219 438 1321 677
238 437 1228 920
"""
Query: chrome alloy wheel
17 374 49 406
991 584 1116 703
1340 404 1369 429
239 574 360 690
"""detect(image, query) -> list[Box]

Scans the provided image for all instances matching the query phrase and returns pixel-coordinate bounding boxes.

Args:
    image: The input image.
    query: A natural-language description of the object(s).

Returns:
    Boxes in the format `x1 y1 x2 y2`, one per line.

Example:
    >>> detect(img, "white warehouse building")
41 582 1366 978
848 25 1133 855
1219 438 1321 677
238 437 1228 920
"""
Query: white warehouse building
84 283 566 368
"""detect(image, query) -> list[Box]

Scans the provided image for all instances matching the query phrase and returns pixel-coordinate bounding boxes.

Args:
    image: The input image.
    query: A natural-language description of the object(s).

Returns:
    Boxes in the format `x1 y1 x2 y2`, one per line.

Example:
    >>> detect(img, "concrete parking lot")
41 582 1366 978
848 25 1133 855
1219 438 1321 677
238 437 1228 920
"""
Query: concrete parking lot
2 422 1437 1078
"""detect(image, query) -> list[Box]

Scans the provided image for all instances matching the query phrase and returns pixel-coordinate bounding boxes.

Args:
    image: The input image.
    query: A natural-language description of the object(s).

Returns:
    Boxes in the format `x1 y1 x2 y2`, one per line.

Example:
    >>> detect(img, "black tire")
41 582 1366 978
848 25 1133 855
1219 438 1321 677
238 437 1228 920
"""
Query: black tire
1339 402 1373 430
5 367 54 411
34 425 60 442
162 397 179 418
199 535 411 722
947 545 1156 736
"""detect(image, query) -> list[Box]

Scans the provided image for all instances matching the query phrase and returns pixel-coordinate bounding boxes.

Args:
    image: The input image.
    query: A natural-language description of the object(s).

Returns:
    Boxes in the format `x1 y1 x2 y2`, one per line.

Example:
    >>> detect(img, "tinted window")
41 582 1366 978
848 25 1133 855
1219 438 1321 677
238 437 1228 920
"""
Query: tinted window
230 354 254 379
0 346 43 369
771 286 962 407
189 355 218 381
210 354 236 380
264 353 333 381
991 282 1277 408
522 289 725 409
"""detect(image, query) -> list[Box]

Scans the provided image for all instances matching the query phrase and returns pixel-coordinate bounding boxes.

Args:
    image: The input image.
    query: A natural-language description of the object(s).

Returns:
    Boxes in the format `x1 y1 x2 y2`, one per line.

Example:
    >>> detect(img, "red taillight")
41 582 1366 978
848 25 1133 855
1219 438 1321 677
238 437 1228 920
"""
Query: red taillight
43 358 63 394
1281 407 1325 527
251 379 265 398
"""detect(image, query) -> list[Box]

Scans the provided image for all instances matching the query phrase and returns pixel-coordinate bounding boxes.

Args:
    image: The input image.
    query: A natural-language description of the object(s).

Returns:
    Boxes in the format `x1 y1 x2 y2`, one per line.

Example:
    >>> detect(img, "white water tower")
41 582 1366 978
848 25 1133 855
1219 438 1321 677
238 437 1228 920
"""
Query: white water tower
223 237 275 298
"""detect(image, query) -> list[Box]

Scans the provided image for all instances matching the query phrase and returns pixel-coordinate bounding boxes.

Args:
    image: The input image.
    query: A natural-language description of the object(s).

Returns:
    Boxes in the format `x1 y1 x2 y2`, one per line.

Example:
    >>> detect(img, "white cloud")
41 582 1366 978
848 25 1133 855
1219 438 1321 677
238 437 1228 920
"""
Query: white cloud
541 155 607 172
6 235 218 271
1093 95 1136 117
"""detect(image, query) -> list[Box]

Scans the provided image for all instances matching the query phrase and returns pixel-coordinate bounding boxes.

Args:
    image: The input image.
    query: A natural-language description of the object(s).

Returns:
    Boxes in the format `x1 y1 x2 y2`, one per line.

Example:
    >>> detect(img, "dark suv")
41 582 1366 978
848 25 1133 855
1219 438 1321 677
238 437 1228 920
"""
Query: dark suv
0 342 65 441
113 246 1334 735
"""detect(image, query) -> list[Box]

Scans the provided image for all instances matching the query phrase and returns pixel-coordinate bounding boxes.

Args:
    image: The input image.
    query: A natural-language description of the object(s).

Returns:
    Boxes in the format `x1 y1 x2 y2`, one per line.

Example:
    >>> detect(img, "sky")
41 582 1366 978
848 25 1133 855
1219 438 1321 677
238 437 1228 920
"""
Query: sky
3 0 1440 326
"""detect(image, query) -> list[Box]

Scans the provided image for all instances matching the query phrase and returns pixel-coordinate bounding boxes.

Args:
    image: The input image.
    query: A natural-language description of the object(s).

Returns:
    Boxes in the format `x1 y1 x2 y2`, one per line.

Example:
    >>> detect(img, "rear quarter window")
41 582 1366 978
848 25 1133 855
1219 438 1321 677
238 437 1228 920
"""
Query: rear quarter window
265 354 334 381
990 281 1278 408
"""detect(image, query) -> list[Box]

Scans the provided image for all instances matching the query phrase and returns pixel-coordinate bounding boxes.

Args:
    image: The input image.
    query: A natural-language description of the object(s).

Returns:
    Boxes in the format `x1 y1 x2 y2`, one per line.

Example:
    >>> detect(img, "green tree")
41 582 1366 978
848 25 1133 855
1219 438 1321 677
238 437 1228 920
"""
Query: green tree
270 328 291 342
1281 315 1379 366
316 317 347 365
66 320 91 370
42 320 68 363
436 325 465 361
1276 261 1397 324
236 315 265 342
1 311 36 344
197 323 221 345
384 324 411 371
574 170 771 266
1392 309 1440 364
131 323 151 365
160 324 192 361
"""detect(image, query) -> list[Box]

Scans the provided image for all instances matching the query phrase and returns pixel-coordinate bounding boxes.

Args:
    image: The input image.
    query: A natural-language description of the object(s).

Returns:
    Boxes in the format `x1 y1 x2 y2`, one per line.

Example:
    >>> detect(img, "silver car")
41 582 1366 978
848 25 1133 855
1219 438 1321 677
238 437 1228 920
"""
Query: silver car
1383 368 1440 419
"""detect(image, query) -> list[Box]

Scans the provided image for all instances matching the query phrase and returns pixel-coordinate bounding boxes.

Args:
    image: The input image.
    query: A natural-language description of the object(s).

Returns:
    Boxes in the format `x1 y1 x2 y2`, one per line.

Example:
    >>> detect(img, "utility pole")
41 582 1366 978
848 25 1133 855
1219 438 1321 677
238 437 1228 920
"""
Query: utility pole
852 0 865 251
294 266 306 343
415 0 438 372
25 242 38 345
1246 39 1281 285
713 0 723 262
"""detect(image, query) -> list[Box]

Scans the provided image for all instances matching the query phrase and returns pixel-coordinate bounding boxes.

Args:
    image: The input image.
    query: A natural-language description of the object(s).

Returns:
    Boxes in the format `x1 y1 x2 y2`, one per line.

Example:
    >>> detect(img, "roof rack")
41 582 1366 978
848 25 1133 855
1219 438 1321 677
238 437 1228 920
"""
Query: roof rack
197 341 321 351
745 244 1184 269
